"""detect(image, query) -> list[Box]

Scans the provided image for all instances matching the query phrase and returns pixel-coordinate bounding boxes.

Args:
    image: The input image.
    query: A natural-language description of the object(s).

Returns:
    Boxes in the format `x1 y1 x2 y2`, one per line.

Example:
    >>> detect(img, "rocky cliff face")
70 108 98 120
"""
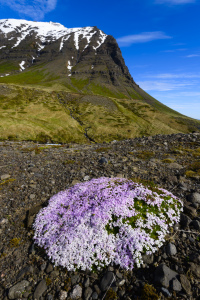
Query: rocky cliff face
0 19 135 92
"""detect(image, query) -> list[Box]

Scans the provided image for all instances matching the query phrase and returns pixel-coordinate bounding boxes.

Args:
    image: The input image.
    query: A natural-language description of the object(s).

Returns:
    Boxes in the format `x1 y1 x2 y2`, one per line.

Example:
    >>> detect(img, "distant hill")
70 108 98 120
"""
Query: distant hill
0 19 199 143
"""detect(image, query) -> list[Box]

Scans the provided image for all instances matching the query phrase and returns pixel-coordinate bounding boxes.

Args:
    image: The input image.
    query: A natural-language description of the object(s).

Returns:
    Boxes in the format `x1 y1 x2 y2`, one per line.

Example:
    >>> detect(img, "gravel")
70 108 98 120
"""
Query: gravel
0 132 200 299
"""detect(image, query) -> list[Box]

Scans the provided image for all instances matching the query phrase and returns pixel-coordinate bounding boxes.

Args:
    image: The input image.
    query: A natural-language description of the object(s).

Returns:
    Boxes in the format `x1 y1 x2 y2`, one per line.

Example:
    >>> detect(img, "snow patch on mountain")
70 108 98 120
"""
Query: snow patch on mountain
19 61 25 71
67 61 72 76
0 74 10 77
0 19 107 52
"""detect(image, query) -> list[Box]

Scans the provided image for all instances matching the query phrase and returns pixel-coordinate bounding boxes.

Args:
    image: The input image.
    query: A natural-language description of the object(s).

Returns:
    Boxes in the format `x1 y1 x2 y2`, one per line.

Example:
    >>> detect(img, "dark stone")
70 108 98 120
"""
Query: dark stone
154 263 178 288
46 263 53 273
187 263 200 278
34 279 47 299
190 220 200 231
84 278 90 288
8 280 30 299
28 243 35 255
180 274 192 295
46 294 54 300
188 252 200 263
92 292 98 299
180 213 192 229
161 287 171 297
100 271 115 292
16 265 34 280
187 192 200 204
142 253 154 264
98 157 108 165
70 284 82 299
183 204 197 218
26 204 43 228
166 243 177 256
84 287 93 300
170 278 182 291
71 274 80 285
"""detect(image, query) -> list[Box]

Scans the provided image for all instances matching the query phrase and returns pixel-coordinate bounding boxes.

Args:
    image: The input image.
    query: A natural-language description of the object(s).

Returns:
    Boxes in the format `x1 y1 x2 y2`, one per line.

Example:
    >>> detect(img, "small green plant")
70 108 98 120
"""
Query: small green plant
9 238 21 247
105 288 118 300
0 178 15 186
45 277 52 286
189 161 200 172
0 252 7 259
136 151 154 160
95 147 111 153
36 132 52 143
185 170 197 178
162 158 175 163
63 277 71 292
141 284 159 300
62 160 76 165
193 148 200 158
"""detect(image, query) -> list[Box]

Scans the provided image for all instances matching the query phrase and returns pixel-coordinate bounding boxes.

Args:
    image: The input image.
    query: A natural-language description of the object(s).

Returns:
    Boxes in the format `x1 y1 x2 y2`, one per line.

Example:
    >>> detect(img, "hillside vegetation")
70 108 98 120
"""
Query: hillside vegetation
0 81 199 143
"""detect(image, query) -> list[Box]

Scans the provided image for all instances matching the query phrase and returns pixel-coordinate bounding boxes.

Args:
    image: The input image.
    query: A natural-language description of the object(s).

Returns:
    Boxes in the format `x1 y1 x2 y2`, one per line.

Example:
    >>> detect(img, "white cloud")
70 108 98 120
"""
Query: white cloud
186 54 200 58
137 80 193 91
155 0 195 4
147 72 200 79
117 31 172 47
162 48 187 53
0 0 57 20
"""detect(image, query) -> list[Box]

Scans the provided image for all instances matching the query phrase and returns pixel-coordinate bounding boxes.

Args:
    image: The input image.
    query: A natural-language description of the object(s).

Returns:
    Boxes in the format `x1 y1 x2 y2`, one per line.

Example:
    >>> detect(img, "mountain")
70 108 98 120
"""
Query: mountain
0 19 199 143
0 19 135 96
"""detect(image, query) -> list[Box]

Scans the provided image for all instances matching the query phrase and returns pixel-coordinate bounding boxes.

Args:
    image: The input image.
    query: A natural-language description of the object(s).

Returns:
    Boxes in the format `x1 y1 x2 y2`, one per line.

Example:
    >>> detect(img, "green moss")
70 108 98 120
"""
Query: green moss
0 252 7 259
0 178 15 186
162 158 175 163
105 288 118 300
188 161 200 172
185 170 197 178
193 148 200 158
63 277 71 292
36 132 52 143
22 146 42 154
70 78 89 90
9 238 21 247
88 82 127 99
45 277 52 286
62 160 76 165
95 147 111 153
0 61 19 73
141 284 159 300
136 151 155 160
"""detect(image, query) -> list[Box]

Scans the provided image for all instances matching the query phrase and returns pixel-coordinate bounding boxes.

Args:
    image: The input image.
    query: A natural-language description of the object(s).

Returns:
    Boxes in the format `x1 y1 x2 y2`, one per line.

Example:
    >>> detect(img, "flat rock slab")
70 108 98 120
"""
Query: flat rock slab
1 174 10 180
180 274 192 295
8 280 30 299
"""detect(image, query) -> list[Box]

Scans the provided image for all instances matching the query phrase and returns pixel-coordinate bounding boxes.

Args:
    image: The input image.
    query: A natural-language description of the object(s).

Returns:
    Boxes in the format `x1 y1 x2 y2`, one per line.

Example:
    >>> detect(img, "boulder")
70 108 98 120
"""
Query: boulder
154 263 178 288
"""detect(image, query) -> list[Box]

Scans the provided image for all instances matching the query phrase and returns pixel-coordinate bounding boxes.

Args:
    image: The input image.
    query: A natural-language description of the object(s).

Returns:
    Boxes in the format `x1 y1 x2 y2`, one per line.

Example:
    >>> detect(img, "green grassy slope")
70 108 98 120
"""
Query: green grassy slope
0 83 199 143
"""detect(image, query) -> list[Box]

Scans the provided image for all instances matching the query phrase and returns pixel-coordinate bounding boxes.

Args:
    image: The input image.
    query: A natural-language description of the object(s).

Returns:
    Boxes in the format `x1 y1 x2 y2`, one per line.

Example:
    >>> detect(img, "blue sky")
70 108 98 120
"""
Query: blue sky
0 0 199 119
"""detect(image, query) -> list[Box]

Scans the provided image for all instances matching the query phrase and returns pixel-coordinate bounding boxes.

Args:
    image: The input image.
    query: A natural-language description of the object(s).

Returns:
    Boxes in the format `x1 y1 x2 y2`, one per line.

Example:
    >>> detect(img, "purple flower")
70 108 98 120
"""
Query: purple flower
33 177 183 271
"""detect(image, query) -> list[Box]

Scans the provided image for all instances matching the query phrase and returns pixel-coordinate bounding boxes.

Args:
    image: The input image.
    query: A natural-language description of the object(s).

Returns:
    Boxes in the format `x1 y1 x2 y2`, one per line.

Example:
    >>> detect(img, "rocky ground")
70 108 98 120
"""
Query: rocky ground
0 132 200 300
